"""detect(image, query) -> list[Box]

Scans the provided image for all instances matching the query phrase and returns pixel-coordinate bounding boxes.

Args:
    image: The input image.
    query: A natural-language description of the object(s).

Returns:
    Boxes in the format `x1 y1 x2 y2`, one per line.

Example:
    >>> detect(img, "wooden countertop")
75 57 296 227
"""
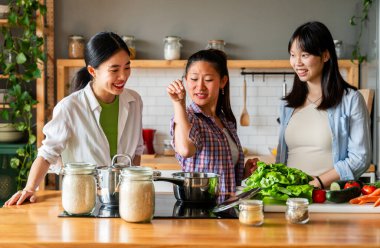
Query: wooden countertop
1 190 380 247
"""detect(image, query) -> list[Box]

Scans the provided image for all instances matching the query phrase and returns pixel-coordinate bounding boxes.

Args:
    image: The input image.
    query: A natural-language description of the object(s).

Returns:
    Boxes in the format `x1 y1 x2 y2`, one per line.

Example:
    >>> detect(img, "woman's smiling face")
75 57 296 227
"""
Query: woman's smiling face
185 61 227 112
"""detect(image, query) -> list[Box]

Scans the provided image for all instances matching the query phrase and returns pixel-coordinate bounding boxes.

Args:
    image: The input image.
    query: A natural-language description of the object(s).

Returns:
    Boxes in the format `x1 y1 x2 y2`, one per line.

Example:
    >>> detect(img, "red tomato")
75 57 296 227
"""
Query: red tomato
361 185 377 195
312 189 326 203
344 181 361 189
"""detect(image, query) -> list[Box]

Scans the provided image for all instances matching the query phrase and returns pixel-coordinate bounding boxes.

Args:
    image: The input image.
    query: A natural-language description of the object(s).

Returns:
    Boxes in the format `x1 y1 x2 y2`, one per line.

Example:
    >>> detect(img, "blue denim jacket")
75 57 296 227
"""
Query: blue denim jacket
276 88 371 180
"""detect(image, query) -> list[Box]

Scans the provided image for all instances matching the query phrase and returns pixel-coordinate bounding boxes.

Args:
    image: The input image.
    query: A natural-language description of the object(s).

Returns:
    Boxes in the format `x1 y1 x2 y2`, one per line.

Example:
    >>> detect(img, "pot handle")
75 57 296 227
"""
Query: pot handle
111 154 132 167
153 176 184 186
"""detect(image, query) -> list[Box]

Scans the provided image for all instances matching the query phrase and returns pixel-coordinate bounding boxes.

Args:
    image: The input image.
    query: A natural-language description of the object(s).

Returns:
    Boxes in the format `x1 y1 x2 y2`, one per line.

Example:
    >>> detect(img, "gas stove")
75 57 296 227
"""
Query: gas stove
59 193 238 219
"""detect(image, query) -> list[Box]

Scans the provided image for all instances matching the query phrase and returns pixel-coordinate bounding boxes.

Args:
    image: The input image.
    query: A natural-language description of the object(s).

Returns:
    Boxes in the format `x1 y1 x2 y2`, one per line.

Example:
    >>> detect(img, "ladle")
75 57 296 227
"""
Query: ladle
240 76 250 126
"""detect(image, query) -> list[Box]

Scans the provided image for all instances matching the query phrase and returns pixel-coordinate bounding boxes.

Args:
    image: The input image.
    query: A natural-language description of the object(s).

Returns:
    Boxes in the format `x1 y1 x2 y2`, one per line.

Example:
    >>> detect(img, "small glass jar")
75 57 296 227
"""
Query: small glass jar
61 163 97 215
122 35 136 59
334 40 343 59
285 198 309 224
163 36 182 60
163 139 175 156
119 166 155 223
238 199 264 226
68 35 85 59
206 40 226 52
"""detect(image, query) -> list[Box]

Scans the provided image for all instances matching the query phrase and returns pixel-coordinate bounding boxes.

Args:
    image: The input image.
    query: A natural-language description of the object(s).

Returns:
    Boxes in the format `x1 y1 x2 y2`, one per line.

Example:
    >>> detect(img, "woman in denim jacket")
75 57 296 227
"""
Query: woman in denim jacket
276 21 371 189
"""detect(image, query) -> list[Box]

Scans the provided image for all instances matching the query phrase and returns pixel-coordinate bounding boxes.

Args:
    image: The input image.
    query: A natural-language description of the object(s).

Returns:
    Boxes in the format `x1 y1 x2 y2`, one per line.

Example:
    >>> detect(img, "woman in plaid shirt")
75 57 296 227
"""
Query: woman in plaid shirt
167 49 257 197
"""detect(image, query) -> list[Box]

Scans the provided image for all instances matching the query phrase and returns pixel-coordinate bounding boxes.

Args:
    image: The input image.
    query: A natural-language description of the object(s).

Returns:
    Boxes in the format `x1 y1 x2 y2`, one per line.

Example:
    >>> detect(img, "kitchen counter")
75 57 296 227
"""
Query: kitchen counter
1 190 380 247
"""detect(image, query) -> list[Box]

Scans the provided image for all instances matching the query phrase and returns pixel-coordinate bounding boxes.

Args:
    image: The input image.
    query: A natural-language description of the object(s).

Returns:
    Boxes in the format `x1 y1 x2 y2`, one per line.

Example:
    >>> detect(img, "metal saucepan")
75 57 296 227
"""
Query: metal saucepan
154 172 220 204
97 154 132 206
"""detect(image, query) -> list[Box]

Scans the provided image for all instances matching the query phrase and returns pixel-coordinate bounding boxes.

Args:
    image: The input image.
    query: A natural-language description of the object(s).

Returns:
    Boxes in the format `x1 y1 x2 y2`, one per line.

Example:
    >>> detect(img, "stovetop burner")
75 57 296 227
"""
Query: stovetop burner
59 193 238 219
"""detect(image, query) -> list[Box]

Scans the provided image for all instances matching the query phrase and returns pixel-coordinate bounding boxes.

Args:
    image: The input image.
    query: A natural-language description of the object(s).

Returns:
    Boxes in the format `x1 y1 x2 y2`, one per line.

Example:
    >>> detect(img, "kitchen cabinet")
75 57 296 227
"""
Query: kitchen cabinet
56 59 359 101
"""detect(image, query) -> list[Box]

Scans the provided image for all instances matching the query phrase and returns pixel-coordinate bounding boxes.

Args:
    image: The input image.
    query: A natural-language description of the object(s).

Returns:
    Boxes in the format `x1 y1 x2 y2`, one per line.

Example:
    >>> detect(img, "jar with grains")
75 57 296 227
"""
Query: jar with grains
163 139 175 156
285 198 309 224
119 166 155 223
61 163 97 215
206 40 226 52
239 199 264 226
163 36 182 60
68 35 85 59
122 35 136 59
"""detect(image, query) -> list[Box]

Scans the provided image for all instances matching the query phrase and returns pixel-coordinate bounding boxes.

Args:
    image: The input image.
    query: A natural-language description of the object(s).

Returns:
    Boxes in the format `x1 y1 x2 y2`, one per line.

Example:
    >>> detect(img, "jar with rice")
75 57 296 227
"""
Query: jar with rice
61 163 97 215
119 166 155 223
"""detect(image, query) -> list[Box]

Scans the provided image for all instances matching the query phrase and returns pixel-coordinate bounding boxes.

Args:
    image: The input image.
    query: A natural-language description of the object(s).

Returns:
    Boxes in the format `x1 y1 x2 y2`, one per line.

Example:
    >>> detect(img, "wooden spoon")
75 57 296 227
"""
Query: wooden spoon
240 77 250 126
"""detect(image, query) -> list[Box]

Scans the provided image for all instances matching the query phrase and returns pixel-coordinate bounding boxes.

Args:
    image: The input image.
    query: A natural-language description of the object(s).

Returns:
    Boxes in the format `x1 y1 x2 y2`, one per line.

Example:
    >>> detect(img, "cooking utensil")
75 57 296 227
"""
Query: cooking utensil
97 154 132 206
154 172 220 203
240 76 250 126
213 187 261 213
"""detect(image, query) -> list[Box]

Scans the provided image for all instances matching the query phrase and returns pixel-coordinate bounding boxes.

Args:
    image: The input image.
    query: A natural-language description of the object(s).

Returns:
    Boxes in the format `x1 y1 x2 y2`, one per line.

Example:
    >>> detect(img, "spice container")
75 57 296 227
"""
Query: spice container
61 163 97 215
334 40 343 59
285 198 309 224
119 166 155 223
68 35 85 59
163 36 182 60
239 199 264 226
122 35 136 59
206 40 226 52
163 139 175 156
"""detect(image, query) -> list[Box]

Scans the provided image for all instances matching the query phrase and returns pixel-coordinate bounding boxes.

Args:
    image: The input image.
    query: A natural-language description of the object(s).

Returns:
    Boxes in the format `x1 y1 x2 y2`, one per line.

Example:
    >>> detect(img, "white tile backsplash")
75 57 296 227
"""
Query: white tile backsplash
129 67 349 156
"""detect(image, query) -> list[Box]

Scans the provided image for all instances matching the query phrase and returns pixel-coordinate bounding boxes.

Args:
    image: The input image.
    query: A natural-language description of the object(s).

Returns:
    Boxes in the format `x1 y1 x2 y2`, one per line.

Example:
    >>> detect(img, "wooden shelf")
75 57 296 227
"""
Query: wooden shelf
0 75 9 79
57 59 359 101
0 19 8 25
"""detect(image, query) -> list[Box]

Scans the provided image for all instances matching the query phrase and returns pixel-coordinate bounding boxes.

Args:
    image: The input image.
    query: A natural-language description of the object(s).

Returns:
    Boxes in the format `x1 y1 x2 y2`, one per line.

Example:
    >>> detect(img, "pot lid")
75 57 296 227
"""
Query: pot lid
212 187 261 213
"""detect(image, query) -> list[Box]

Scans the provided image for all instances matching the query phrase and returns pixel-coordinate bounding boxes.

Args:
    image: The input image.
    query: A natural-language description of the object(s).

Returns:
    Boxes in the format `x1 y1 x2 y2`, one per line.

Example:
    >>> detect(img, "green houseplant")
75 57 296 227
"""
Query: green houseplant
349 0 373 64
0 0 46 190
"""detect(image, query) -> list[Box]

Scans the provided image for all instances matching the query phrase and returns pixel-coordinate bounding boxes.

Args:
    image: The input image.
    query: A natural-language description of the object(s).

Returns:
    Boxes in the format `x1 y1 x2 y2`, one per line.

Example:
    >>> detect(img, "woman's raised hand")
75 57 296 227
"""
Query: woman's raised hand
167 79 186 103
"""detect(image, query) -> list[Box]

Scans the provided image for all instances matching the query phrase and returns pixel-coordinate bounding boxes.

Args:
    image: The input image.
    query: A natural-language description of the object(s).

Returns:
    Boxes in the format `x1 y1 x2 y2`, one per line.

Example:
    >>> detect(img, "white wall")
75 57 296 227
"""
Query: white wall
126 67 348 156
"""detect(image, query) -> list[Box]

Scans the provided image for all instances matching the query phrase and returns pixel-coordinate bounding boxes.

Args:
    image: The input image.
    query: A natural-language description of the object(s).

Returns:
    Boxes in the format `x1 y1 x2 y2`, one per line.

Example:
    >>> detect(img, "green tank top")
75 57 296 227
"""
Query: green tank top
99 96 119 158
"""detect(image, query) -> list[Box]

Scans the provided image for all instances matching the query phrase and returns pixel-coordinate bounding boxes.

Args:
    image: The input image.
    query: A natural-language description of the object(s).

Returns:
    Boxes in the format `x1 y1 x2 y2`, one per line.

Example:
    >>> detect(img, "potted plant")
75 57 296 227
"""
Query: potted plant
0 0 46 190
350 0 373 64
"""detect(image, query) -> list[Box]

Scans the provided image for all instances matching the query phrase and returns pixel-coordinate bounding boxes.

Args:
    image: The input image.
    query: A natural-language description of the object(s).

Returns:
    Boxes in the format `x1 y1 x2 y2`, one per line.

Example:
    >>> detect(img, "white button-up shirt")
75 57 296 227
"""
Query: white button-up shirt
38 83 144 168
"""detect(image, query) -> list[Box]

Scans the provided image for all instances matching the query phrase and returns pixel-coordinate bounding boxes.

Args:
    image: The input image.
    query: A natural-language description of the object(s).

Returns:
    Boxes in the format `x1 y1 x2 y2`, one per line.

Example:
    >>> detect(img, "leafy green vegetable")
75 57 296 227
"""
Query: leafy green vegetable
244 161 314 202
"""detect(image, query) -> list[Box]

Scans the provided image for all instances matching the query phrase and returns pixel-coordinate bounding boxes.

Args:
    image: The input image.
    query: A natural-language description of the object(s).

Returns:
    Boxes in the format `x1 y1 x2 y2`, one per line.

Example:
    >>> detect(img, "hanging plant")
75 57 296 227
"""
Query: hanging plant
349 0 373 64
0 0 46 190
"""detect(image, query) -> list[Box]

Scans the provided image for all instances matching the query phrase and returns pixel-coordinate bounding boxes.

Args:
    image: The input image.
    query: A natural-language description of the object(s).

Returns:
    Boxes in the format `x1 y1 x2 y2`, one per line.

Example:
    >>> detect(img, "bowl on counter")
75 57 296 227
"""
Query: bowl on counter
0 123 24 143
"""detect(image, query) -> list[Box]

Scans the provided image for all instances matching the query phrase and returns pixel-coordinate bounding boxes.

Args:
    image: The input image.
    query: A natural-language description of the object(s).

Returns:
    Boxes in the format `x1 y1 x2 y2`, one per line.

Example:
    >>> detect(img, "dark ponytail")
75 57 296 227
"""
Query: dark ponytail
70 31 131 92
185 49 236 127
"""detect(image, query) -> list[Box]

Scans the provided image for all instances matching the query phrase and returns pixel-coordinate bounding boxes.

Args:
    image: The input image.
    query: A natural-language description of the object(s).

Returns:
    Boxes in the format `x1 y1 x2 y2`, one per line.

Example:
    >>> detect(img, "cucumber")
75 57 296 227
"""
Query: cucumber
325 187 361 203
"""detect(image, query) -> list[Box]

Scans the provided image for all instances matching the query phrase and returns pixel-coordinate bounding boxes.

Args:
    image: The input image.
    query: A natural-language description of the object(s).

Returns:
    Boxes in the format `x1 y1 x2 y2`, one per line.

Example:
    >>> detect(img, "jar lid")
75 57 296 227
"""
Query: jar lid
333 40 342 45
63 162 96 174
208 39 225 44
122 35 135 41
69 35 84 40
286 198 309 206
164 36 181 41
121 166 153 177
239 199 263 211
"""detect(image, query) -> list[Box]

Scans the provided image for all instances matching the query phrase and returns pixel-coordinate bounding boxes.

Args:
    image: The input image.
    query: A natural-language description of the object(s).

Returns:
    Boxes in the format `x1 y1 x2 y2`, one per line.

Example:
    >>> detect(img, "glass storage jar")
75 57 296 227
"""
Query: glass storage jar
239 199 264 226
68 35 85 59
122 35 136 59
119 166 155 223
61 163 97 215
334 40 343 59
206 40 226 52
285 198 309 224
164 36 182 60
163 139 175 156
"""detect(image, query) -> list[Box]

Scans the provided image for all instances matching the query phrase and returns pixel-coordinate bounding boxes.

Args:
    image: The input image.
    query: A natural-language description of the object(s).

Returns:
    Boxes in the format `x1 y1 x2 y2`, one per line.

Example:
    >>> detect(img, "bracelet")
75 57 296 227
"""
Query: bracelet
316 176 325 189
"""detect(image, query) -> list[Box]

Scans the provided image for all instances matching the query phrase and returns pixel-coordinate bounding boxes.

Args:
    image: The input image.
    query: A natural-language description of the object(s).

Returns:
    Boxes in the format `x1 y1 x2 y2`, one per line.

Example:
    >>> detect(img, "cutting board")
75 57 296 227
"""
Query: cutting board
264 202 380 213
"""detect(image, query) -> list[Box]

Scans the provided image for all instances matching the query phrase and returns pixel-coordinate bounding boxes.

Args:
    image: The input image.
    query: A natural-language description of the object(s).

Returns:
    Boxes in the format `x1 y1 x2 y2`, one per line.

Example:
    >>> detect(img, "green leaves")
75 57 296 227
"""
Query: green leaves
244 162 314 202
16 52 27 64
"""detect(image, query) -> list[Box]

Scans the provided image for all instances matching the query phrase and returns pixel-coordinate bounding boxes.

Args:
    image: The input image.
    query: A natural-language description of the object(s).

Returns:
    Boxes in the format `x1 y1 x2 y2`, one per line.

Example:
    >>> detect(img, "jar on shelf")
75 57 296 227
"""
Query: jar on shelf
119 166 155 223
122 35 136 59
61 162 97 215
239 199 264 226
68 35 85 59
206 40 226 52
163 139 175 156
334 40 343 59
285 198 309 224
163 36 182 60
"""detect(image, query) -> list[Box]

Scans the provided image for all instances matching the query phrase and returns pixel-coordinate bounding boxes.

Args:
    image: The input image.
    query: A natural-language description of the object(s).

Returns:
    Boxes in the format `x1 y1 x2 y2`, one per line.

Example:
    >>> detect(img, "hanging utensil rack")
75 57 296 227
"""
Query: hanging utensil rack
240 68 295 82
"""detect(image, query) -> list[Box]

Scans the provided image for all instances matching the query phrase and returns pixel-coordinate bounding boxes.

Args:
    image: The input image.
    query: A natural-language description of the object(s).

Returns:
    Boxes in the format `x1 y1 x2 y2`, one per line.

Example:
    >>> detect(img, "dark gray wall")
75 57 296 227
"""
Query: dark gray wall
55 0 361 59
